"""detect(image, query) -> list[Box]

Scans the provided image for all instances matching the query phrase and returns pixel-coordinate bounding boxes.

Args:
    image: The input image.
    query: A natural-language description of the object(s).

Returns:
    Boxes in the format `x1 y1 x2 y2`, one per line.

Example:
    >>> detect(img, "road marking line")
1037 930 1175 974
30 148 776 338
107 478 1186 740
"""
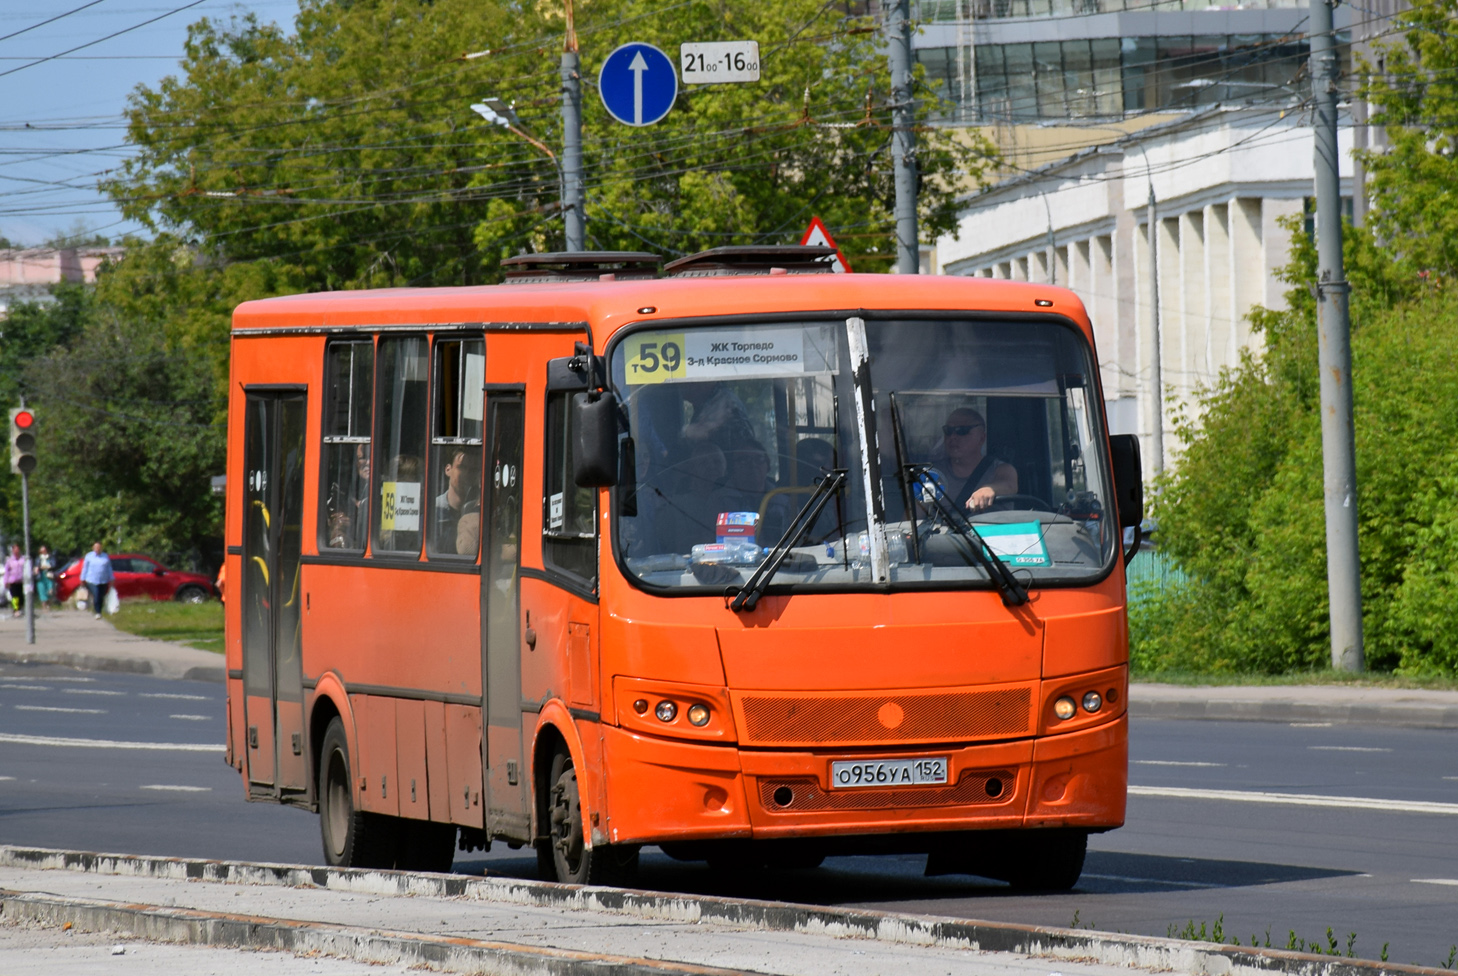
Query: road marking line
1130 785 1458 815
169 714 210 721
1309 746 1392 753
1132 760 1228 767
1413 879 1458 887
1290 722 1333 727
139 785 211 792
0 676 93 683
0 684 48 691
139 693 209 701
1081 872 1225 889
14 705 105 715
0 776 13 781
0 733 222 753
63 689 124 696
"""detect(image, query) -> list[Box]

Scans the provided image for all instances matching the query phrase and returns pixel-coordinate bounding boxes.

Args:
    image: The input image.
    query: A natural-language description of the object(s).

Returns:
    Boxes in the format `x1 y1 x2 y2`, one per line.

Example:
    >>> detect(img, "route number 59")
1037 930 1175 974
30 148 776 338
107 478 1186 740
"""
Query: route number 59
623 333 687 384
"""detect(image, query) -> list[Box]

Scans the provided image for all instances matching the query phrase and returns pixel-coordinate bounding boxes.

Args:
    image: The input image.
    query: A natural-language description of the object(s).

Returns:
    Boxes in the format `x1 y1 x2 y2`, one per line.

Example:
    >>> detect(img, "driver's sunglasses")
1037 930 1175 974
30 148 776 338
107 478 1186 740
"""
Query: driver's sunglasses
942 424 984 437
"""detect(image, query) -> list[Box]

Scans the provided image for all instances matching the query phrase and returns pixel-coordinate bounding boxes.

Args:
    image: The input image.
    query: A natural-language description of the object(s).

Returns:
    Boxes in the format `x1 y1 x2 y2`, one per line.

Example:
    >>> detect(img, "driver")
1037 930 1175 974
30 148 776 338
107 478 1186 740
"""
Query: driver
933 407 1017 512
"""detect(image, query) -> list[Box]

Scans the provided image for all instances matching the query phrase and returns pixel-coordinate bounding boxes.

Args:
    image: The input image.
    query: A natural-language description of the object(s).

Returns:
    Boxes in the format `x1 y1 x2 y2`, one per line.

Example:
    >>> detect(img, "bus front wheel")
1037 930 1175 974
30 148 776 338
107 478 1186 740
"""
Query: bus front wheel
538 747 638 885
318 717 392 869
1000 830 1088 891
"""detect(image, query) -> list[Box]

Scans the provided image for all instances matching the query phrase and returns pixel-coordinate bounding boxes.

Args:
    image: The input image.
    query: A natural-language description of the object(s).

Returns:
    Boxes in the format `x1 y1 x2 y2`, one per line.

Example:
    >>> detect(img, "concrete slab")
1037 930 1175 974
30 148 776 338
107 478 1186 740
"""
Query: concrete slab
0 847 1446 976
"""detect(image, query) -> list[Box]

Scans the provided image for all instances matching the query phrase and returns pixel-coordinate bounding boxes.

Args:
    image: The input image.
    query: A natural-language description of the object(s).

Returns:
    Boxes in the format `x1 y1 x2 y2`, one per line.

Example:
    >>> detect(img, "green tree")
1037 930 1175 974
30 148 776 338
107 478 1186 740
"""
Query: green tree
1138 0 1458 675
105 0 996 280
1358 0 1458 278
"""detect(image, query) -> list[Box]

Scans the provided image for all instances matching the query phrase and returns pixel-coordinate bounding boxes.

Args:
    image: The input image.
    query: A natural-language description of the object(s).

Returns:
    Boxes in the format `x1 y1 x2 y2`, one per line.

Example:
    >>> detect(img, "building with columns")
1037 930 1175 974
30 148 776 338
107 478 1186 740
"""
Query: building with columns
934 106 1350 477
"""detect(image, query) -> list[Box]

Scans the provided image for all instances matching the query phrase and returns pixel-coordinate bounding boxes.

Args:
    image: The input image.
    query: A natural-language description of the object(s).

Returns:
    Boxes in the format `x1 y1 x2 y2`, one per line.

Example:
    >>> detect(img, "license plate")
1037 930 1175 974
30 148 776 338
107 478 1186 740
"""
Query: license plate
830 757 948 789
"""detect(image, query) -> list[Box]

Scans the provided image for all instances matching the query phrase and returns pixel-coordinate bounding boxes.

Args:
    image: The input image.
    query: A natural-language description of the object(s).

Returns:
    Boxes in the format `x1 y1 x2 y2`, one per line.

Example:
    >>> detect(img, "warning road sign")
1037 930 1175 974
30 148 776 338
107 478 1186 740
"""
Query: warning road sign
800 217 851 274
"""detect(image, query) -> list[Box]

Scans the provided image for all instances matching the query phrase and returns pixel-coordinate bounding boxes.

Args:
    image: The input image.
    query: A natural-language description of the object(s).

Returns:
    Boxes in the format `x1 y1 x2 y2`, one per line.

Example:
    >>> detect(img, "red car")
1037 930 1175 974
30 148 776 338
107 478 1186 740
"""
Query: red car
55 553 218 604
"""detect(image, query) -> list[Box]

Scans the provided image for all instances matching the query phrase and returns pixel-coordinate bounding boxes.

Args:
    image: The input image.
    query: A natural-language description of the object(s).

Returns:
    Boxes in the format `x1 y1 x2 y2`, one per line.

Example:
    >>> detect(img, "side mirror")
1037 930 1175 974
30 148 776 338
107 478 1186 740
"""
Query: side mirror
1108 434 1143 528
572 391 619 488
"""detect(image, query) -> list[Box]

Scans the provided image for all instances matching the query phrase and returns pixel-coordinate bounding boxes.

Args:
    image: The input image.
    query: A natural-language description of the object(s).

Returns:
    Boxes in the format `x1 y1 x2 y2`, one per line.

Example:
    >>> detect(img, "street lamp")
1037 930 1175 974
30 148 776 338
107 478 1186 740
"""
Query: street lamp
470 97 567 241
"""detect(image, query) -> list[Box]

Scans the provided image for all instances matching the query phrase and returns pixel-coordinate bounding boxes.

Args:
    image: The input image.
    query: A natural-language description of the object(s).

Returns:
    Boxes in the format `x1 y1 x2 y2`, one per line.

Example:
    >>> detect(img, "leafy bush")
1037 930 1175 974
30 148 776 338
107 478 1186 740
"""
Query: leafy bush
1142 220 1458 674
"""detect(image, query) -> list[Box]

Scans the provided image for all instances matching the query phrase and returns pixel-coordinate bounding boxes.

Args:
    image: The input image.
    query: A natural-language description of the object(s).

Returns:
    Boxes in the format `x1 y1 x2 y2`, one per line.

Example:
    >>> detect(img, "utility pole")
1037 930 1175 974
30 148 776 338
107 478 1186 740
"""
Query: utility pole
1311 0 1364 671
560 0 585 252
886 0 918 275
21 469 32 645
1146 178 1165 474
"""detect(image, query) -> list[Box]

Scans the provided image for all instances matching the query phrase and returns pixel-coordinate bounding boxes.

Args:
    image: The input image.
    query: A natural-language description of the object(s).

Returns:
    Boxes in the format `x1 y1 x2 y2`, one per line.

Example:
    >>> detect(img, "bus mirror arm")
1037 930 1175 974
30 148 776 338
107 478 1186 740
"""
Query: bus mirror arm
572 391 620 488
1108 434 1143 566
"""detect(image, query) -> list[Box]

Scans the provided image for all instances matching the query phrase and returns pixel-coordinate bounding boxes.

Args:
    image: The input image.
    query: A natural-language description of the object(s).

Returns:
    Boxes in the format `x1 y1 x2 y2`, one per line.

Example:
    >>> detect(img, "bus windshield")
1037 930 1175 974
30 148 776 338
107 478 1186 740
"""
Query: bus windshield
609 316 1115 592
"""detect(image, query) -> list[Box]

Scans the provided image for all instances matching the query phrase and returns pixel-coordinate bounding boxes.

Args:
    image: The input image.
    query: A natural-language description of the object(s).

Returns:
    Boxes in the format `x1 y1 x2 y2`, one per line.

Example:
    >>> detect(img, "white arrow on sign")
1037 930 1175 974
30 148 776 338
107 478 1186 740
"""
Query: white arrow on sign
629 51 648 125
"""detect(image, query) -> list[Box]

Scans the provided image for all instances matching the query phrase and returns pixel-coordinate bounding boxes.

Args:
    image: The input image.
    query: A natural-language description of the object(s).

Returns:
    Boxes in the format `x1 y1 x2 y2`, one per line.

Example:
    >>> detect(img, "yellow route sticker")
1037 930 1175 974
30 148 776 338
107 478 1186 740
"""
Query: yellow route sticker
622 332 687 385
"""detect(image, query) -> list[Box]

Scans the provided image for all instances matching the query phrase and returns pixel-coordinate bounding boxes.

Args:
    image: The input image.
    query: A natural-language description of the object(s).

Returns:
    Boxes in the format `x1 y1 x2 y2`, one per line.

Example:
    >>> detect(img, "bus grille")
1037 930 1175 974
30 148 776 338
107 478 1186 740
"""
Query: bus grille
738 688 1032 746
757 771 1016 812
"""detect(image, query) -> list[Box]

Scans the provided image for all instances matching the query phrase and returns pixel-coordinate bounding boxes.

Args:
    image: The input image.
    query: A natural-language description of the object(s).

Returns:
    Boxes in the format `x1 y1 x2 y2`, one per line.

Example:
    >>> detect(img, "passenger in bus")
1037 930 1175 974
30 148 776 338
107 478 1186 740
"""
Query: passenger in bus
680 382 755 450
655 439 725 552
713 439 791 544
931 407 1017 512
326 443 371 549
433 448 481 554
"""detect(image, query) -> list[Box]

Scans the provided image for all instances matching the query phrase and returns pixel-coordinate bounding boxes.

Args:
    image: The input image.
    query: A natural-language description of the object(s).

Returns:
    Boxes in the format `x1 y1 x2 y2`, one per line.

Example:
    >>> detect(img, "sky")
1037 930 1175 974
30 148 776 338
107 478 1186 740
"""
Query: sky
0 0 298 246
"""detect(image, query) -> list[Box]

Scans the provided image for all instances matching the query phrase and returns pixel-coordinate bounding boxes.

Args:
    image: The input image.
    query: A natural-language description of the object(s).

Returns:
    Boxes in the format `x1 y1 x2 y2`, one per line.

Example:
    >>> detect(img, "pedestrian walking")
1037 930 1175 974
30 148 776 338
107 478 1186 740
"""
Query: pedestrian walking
35 545 54 607
3 543 23 618
80 542 114 621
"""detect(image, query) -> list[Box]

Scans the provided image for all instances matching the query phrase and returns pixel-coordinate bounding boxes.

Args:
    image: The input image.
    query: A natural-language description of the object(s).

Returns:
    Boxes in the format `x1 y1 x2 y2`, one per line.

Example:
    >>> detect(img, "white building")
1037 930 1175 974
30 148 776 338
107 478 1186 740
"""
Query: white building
935 106 1351 477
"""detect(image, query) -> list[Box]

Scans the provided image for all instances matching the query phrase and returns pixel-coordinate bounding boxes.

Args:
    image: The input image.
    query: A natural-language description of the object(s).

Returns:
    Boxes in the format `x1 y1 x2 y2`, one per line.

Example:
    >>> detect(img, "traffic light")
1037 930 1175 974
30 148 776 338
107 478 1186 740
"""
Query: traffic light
9 408 35 475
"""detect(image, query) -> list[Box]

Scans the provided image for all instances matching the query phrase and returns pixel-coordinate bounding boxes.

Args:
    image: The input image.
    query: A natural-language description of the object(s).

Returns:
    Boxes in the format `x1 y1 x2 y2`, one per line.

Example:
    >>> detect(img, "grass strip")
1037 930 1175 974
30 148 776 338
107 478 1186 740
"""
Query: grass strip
109 599 223 654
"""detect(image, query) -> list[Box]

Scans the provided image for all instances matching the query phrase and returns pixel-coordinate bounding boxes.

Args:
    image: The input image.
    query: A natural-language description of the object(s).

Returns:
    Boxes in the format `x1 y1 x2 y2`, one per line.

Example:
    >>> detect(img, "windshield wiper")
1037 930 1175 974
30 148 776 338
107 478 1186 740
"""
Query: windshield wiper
730 469 848 613
912 464 1029 607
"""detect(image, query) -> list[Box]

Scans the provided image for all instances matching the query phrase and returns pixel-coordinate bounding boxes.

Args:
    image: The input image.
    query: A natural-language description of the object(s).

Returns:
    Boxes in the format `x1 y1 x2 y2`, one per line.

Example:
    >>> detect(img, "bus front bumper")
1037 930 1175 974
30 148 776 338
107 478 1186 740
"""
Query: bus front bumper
599 716 1127 846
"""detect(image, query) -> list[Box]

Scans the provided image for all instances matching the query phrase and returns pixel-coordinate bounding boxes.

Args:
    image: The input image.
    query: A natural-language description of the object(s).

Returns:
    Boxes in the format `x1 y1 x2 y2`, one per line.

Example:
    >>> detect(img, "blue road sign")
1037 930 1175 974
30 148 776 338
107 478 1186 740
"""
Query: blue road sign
598 42 677 127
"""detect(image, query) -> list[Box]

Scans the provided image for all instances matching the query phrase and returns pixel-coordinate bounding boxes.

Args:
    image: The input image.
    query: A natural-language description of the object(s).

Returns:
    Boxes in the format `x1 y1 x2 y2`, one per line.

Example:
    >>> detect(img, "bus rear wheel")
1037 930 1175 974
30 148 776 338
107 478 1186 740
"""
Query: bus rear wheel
538 747 637 885
318 717 392 869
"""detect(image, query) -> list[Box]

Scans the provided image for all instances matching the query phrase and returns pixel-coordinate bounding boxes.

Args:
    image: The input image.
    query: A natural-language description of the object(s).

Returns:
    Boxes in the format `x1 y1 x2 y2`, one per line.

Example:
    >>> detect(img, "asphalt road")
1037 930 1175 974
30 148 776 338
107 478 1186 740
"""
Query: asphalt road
2 660 1456 968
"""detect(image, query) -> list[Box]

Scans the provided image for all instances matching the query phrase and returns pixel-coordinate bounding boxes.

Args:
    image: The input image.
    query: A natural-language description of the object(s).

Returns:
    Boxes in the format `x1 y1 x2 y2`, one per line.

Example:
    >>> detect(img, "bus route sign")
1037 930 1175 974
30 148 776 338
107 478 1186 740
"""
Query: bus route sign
598 42 677 127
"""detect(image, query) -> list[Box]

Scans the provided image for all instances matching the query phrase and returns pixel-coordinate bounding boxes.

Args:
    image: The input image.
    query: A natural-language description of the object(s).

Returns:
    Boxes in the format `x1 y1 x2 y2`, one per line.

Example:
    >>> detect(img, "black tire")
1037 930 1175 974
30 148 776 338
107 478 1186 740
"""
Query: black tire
317 717 395 868
1002 830 1088 891
539 747 638 884
175 585 209 604
396 819 456 873
771 851 826 871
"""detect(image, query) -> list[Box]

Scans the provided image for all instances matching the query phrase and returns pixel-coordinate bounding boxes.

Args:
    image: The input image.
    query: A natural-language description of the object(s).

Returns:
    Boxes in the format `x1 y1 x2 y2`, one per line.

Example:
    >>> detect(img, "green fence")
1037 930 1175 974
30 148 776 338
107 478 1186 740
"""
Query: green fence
1125 547 1187 604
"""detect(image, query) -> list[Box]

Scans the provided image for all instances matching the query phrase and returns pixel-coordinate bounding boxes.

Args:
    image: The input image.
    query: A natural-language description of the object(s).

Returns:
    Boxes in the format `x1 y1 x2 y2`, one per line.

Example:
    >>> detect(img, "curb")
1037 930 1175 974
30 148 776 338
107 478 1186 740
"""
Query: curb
0 846 1441 976
0 649 224 683
0 888 753 976
1129 699 1458 729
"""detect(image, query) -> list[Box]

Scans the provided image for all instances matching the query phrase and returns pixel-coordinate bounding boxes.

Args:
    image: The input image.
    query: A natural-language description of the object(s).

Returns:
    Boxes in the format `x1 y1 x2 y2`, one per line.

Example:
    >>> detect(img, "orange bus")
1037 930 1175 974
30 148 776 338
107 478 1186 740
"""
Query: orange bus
223 247 1142 889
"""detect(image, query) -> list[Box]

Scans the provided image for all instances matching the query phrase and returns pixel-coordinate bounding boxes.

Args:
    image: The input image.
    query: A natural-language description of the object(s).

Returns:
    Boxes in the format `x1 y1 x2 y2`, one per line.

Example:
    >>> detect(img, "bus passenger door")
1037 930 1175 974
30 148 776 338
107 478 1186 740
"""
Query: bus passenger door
241 390 309 798
481 392 530 839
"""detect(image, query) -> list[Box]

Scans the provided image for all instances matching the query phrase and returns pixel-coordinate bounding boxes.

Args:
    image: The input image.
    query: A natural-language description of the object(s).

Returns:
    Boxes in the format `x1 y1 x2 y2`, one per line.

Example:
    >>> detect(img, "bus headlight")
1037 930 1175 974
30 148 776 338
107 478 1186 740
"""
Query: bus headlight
1082 691 1103 713
687 703 710 727
1053 696 1077 720
655 700 678 723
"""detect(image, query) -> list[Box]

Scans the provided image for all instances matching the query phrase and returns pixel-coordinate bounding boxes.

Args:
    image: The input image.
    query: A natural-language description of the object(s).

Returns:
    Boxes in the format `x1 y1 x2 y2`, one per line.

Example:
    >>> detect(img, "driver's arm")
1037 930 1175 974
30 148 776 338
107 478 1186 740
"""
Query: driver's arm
968 462 1019 511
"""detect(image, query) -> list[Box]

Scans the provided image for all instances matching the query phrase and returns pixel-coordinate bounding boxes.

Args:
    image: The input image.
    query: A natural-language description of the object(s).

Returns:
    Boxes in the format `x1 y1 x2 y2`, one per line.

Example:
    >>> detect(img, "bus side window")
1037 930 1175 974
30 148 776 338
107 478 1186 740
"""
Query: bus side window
543 390 596 585
373 336 429 556
428 338 484 557
320 340 374 552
